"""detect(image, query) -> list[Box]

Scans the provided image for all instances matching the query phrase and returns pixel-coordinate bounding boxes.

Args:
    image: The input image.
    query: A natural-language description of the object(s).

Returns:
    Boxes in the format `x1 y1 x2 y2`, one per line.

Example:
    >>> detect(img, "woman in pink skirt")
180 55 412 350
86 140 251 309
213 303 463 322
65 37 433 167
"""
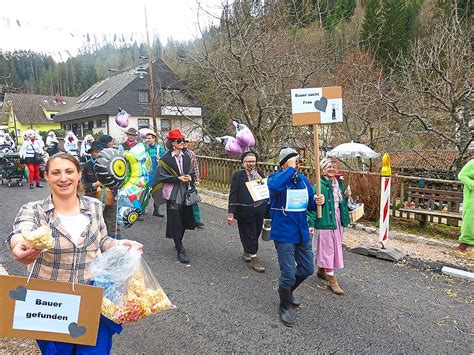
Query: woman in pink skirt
308 158 351 295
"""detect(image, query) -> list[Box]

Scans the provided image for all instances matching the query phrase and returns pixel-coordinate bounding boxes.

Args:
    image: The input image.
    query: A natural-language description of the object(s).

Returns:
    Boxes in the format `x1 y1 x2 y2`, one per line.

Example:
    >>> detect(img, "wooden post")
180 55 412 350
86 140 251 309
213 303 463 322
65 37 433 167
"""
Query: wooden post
314 124 322 218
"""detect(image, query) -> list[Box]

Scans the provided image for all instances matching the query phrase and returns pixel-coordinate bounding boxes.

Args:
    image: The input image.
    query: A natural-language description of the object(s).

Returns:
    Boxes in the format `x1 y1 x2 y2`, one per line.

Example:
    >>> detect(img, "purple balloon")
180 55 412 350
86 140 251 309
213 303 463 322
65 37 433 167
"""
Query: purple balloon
115 109 130 128
233 121 255 148
217 136 244 156
138 128 148 139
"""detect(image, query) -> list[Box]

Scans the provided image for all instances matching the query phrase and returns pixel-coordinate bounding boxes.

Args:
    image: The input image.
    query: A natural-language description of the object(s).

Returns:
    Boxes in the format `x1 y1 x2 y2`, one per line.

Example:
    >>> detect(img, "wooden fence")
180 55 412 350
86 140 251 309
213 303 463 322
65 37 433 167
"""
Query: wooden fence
196 155 464 225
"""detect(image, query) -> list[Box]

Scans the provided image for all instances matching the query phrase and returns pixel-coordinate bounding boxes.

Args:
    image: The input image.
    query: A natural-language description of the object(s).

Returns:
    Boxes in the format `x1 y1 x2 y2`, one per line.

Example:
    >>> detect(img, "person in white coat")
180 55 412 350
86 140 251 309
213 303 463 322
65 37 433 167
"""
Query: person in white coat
64 131 79 159
19 129 44 189
45 131 60 156
80 134 94 162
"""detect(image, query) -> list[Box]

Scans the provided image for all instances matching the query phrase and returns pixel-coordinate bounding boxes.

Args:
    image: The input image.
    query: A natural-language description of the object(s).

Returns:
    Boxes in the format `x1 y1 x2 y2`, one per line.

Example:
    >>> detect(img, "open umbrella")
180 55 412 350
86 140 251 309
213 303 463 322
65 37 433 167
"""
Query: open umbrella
327 141 379 159
327 142 379 184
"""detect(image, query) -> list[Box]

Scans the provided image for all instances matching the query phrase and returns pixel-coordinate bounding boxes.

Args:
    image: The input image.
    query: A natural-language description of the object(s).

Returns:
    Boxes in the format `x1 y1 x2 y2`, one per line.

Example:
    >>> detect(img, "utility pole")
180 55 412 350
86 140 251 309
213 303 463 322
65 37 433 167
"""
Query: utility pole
144 2 158 136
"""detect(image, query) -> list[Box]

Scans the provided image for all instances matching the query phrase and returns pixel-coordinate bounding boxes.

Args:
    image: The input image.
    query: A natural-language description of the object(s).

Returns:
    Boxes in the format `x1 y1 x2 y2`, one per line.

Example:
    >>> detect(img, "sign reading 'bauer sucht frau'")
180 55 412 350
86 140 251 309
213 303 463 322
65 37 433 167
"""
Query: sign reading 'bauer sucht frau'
291 86 343 125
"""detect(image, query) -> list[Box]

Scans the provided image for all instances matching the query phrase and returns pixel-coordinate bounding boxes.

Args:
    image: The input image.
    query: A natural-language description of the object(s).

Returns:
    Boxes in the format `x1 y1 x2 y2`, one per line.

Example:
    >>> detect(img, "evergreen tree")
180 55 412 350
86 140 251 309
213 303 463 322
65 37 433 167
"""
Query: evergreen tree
360 0 381 52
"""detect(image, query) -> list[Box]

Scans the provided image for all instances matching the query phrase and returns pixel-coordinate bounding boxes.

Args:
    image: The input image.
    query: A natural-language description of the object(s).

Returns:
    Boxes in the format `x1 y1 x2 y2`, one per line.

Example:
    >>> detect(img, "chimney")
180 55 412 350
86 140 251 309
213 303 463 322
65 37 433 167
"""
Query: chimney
108 69 119 77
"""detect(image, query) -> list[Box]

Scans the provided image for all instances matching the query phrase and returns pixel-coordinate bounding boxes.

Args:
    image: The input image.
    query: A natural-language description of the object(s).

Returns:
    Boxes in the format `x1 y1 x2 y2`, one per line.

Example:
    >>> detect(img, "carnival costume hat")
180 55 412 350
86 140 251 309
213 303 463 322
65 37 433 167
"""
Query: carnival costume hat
87 141 105 154
124 127 139 136
167 129 185 140
279 147 298 166
142 128 156 137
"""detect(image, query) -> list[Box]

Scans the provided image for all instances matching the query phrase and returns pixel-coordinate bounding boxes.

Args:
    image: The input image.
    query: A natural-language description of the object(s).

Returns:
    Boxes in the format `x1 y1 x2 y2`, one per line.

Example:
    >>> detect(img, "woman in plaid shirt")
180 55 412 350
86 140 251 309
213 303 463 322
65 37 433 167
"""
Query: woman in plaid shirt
7 152 143 354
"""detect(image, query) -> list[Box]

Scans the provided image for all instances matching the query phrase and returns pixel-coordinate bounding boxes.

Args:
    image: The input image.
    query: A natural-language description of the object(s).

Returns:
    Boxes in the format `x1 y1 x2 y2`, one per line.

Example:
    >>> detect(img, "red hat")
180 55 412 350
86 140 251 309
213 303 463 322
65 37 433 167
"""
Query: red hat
167 129 185 140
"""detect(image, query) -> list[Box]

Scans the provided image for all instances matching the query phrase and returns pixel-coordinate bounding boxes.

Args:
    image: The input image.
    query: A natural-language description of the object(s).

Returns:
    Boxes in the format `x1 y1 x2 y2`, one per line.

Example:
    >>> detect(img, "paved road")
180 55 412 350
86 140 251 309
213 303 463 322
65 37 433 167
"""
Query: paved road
0 185 472 353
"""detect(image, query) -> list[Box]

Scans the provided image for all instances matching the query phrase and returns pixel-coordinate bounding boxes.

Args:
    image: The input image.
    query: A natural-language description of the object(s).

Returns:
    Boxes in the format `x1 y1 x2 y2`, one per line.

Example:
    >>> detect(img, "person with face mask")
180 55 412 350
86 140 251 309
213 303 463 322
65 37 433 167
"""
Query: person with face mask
80 134 95 162
307 157 351 295
19 130 44 189
64 131 79 159
45 131 60 156
227 151 267 272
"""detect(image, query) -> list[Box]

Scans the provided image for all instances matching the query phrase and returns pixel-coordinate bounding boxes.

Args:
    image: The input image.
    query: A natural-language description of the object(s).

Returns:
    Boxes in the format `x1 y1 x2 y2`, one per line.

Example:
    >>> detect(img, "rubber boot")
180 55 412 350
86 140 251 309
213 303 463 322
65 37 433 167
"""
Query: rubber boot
278 287 296 327
289 275 306 307
327 275 344 295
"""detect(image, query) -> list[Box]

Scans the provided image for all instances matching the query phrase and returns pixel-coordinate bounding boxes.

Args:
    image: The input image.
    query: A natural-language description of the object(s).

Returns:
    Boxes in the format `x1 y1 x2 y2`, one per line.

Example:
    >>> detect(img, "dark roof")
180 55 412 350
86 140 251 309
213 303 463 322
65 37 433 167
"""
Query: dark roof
55 58 198 123
6 93 77 124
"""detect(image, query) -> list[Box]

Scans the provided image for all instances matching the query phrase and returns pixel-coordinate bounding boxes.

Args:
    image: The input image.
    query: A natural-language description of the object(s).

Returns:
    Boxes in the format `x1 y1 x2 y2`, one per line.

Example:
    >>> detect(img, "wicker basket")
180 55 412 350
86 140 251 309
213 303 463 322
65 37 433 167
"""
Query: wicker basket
349 203 364 224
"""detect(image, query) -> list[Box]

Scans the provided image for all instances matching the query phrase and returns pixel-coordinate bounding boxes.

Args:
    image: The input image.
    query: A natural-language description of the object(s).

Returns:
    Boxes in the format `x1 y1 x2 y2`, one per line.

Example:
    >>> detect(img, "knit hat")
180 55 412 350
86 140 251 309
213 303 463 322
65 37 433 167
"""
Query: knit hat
320 157 337 170
279 147 298 166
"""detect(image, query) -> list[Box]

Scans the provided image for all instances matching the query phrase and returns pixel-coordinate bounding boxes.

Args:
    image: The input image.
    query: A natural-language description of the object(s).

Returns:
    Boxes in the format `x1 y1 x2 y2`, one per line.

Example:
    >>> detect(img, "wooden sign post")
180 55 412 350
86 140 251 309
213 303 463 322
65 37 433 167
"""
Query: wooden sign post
0 275 103 346
291 86 343 218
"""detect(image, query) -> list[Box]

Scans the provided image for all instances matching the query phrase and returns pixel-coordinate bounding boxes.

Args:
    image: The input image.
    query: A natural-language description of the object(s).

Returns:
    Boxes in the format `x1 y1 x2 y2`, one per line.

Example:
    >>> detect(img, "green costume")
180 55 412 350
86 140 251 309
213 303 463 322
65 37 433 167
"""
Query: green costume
307 177 350 230
458 159 474 245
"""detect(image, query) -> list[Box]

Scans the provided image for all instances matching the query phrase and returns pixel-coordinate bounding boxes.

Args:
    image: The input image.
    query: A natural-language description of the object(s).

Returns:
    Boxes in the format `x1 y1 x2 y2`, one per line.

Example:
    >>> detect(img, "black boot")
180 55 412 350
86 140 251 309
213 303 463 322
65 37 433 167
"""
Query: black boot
177 248 190 264
290 275 306 307
278 287 296 327
36 182 43 188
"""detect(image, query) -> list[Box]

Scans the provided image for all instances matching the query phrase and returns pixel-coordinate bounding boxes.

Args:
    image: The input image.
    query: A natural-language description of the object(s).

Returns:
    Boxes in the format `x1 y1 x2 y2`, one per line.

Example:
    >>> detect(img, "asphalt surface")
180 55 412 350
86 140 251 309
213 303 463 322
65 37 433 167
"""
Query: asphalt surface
0 185 472 354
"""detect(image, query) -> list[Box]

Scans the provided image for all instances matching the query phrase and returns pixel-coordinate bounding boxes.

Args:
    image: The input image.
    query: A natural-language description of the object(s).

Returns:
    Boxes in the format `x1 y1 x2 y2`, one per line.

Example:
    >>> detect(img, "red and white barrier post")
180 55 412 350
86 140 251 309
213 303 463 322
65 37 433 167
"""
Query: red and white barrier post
379 153 391 247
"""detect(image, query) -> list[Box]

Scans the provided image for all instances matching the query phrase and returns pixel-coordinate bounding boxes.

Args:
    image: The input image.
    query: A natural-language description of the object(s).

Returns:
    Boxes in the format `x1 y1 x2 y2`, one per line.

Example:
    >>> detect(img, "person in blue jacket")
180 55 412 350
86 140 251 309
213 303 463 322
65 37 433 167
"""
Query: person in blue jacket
144 129 166 217
268 148 325 327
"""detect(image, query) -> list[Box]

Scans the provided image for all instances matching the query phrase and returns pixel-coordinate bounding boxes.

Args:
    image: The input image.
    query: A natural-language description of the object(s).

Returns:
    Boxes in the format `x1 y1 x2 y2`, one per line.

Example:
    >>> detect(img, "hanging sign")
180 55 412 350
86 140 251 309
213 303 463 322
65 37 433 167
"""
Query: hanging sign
291 86 343 125
0 275 103 346
245 178 269 202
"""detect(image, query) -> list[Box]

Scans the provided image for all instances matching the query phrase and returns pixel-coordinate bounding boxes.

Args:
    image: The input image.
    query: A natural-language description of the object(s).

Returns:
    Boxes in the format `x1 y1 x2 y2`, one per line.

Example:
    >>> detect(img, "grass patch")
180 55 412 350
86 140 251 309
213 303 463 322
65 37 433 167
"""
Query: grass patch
362 217 460 242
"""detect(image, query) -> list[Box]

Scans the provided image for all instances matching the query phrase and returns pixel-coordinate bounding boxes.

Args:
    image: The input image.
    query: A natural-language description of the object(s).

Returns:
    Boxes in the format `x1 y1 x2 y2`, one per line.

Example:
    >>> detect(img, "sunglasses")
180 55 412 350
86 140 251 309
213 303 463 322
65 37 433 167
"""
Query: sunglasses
173 139 185 144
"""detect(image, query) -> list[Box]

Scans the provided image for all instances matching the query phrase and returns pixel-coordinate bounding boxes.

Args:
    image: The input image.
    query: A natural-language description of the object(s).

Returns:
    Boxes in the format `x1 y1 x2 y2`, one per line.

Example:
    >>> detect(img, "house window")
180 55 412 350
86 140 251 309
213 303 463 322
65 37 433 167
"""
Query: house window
161 119 171 132
95 119 106 128
50 114 56 119
138 90 150 103
138 119 150 129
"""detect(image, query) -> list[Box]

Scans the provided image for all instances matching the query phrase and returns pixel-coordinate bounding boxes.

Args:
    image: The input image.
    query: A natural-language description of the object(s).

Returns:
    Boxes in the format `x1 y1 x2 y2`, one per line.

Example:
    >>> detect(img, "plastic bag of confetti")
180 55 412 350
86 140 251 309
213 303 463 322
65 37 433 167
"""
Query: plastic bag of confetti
89 245 174 324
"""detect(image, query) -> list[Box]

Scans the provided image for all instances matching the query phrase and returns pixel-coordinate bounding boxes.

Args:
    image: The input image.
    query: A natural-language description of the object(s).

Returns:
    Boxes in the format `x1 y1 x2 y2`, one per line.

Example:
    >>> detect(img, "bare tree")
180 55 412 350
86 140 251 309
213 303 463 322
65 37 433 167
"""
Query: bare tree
181 0 355 159
377 15 473 173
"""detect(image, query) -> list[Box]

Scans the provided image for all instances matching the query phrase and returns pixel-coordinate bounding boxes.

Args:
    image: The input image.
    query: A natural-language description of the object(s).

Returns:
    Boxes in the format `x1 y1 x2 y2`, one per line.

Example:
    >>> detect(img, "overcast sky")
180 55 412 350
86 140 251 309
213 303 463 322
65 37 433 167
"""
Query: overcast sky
0 0 225 59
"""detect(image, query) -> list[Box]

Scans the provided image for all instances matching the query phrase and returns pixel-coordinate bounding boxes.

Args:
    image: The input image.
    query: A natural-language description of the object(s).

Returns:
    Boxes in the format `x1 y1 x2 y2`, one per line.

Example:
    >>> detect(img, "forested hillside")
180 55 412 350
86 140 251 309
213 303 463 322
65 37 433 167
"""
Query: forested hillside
0 0 472 171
